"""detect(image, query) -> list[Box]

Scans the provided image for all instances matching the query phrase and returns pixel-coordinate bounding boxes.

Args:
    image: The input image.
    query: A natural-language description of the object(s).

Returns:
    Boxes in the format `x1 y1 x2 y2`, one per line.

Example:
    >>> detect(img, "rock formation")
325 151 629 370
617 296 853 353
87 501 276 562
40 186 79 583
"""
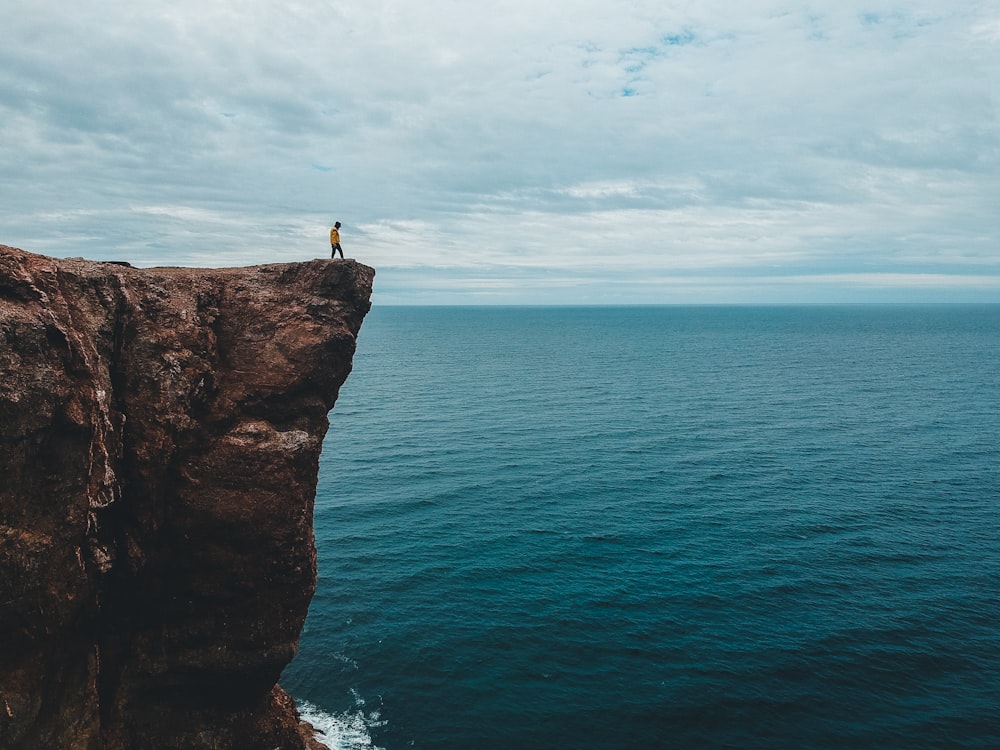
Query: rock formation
0 245 374 750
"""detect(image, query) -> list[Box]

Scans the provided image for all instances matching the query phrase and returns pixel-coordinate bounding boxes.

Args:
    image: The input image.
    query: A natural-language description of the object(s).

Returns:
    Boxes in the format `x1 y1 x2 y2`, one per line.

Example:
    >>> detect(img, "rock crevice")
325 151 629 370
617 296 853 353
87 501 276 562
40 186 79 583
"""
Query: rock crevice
0 245 374 750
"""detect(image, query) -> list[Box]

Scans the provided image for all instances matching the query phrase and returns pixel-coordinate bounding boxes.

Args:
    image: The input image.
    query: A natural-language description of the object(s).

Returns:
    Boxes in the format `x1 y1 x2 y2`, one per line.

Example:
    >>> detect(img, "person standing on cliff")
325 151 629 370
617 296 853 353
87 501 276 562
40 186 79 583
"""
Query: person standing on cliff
330 222 344 259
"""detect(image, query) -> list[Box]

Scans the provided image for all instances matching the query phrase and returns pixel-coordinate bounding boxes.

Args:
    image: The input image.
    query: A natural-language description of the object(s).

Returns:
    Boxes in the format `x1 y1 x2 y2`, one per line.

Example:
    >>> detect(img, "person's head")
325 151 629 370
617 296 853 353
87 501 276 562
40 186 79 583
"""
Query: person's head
335 221 341 228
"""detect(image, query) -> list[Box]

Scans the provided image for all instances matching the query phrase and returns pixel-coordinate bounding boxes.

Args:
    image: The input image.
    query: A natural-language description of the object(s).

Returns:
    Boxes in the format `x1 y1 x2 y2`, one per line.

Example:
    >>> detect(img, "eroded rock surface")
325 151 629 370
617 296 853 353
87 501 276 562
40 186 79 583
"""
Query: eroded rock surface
0 245 374 750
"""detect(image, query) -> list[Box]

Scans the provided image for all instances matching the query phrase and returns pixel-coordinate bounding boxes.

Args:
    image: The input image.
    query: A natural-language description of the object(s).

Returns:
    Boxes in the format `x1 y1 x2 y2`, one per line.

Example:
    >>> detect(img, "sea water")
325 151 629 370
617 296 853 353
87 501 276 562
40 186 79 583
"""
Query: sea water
281 305 1000 749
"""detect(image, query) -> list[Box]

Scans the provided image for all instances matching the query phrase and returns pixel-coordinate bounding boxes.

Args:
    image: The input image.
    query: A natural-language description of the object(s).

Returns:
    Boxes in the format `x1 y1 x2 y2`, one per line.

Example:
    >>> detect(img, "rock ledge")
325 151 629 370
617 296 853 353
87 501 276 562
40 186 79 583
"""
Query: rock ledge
0 245 374 750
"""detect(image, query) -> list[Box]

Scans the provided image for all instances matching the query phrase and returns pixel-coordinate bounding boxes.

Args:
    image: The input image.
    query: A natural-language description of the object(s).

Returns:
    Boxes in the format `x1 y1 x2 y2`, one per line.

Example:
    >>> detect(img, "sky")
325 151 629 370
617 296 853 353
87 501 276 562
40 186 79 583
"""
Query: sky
2 1 999 304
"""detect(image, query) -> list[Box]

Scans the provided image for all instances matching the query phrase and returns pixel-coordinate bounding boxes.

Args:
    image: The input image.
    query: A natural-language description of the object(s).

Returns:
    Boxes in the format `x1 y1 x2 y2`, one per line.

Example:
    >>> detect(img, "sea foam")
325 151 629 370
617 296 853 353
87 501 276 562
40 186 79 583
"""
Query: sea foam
297 698 386 750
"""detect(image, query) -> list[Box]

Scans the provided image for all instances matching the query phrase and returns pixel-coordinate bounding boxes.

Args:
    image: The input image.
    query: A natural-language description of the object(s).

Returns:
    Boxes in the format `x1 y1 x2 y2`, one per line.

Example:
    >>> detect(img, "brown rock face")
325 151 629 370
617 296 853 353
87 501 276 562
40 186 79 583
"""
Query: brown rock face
0 245 374 750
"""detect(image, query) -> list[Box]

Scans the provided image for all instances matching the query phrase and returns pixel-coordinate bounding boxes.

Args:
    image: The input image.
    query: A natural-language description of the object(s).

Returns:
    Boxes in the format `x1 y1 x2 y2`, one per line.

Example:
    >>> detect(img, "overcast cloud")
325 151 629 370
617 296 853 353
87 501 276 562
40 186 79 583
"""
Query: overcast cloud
2 0 999 303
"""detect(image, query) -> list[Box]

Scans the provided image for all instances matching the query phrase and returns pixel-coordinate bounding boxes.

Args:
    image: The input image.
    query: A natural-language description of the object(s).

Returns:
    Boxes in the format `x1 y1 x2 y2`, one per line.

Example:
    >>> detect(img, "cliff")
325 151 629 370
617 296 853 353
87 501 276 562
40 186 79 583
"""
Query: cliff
0 245 374 750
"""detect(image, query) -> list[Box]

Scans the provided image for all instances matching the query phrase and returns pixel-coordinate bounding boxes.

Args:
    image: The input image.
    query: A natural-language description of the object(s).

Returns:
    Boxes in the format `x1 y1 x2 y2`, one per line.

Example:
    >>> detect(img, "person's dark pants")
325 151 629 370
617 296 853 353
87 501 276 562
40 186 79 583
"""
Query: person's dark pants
331 243 343 259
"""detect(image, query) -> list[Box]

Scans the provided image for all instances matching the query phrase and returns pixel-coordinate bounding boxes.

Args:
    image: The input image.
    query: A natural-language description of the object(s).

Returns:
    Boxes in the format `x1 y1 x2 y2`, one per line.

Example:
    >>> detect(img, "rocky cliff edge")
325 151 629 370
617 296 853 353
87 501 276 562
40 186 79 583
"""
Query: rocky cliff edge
0 245 374 750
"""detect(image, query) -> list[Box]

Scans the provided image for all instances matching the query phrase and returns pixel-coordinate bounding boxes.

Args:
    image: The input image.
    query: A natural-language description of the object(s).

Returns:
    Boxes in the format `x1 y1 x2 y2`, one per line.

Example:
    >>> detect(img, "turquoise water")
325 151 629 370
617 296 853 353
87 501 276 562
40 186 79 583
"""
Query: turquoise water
283 306 1000 749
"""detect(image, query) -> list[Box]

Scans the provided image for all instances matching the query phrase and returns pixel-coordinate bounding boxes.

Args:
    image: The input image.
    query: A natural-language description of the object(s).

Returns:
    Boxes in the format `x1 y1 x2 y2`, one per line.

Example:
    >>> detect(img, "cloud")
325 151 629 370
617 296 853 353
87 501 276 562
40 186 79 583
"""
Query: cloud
1 0 998 302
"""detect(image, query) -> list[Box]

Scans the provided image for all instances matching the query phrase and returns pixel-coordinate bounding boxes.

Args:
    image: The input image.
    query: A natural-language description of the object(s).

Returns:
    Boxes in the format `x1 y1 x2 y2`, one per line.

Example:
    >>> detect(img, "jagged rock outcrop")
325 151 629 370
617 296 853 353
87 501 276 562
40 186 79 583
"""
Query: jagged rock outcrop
0 245 374 749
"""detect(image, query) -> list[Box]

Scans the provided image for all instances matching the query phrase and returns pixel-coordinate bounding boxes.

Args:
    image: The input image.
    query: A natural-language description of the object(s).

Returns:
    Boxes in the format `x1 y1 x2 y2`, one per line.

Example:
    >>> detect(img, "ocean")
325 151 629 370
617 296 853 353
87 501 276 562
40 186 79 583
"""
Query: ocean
281 305 1000 750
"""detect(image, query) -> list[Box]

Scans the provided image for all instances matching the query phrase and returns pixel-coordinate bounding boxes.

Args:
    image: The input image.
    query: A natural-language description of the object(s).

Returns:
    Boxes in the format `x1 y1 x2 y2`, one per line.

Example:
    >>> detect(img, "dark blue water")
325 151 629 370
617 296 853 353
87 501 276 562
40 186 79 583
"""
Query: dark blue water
283 305 1000 750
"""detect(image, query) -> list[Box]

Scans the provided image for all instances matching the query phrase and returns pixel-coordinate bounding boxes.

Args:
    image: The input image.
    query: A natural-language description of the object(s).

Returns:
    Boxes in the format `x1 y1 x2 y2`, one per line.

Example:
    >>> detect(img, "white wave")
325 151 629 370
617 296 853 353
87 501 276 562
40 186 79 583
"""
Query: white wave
333 652 360 670
297 698 386 750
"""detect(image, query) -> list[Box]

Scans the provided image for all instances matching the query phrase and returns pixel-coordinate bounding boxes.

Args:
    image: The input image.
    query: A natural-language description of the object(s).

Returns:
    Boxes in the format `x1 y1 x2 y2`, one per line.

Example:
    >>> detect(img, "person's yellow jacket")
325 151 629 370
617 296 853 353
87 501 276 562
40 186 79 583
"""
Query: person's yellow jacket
330 227 340 243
